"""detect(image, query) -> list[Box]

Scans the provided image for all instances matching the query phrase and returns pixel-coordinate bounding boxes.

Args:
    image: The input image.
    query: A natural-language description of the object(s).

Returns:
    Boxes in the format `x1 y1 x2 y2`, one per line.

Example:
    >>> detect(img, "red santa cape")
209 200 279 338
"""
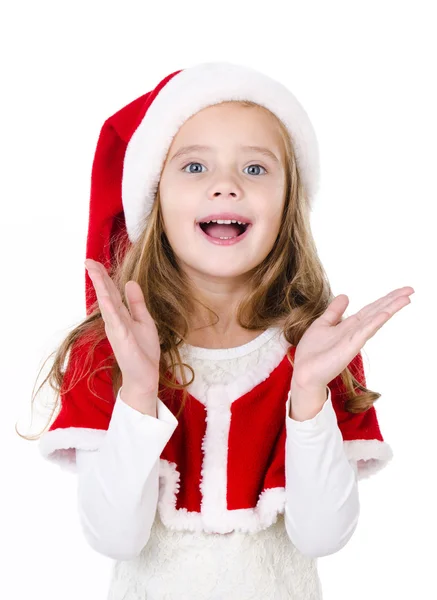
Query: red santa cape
39 332 393 535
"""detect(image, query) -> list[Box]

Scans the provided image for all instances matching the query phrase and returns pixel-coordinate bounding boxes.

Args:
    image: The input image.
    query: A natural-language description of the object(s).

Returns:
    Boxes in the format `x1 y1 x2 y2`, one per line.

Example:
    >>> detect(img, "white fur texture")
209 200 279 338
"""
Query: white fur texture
38 427 106 473
343 438 394 480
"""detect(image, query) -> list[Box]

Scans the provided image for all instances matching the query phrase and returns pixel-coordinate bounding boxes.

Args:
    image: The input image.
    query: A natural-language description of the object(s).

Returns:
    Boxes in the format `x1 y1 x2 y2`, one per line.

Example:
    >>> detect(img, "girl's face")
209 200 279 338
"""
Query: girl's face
158 102 286 286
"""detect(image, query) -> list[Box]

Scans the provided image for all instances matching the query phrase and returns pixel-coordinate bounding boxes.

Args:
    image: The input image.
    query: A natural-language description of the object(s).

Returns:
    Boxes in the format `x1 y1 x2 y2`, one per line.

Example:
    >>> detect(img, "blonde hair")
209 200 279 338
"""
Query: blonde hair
16 100 380 441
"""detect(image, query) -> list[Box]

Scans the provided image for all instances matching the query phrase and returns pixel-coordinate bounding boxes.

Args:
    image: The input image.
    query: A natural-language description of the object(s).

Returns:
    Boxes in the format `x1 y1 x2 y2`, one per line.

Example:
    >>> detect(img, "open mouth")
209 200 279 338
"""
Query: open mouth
198 220 250 239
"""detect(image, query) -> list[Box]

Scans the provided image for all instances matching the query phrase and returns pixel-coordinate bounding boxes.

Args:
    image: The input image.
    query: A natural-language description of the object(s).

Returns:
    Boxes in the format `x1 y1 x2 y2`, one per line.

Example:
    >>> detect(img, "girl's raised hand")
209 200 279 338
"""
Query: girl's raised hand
84 259 161 398
291 286 415 391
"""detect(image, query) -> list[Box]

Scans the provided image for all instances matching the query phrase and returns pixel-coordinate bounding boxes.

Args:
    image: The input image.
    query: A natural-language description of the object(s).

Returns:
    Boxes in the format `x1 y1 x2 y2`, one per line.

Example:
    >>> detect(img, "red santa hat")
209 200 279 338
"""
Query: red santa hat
85 61 320 314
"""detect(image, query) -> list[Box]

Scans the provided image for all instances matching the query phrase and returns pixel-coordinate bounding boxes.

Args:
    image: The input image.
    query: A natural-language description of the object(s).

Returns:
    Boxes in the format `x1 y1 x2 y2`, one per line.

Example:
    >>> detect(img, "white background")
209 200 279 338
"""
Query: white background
3 0 435 598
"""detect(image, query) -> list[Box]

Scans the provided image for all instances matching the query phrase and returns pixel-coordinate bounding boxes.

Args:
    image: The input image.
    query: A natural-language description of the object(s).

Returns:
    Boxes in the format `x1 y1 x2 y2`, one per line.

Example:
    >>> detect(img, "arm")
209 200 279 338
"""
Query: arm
76 389 178 560
284 385 360 558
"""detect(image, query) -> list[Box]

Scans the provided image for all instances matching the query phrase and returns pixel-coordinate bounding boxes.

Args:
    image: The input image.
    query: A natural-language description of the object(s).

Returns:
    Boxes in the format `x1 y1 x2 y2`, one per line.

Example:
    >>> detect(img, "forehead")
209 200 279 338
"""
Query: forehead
174 102 279 142
167 102 284 156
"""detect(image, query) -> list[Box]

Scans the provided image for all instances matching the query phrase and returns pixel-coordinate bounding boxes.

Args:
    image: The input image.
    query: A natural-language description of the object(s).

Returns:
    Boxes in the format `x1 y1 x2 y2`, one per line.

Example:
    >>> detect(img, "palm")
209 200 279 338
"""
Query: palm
85 259 161 393
292 287 414 390
114 296 161 371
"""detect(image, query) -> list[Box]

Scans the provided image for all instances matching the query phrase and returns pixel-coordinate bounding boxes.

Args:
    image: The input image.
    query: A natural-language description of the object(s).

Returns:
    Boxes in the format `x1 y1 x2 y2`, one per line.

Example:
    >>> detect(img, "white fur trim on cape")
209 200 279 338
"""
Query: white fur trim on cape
38 428 106 474
122 61 320 243
343 438 394 481
158 460 286 535
158 331 291 533
157 332 393 532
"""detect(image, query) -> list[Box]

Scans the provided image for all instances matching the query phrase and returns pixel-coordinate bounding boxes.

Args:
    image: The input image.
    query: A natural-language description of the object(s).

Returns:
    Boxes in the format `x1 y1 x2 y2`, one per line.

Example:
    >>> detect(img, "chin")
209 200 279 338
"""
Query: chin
195 262 259 280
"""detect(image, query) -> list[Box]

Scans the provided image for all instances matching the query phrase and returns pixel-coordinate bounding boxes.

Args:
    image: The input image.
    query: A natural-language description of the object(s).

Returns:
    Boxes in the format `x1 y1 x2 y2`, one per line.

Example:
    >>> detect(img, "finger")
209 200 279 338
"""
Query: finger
360 295 411 339
342 294 411 344
338 286 413 334
354 286 414 323
86 261 122 310
319 294 350 326
86 262 130 321
125 281 153 324
87 267 129 334
88 263 149 332
86 267 114 323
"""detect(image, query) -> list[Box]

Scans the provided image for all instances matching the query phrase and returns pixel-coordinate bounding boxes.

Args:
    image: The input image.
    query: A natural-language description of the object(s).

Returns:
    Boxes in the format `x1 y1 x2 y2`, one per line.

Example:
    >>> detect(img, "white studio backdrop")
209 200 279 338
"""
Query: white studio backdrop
2 1 435 598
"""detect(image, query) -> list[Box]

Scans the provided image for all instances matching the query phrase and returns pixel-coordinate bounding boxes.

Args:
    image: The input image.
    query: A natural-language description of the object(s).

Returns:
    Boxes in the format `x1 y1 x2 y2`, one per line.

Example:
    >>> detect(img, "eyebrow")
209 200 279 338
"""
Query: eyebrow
169 144 280 164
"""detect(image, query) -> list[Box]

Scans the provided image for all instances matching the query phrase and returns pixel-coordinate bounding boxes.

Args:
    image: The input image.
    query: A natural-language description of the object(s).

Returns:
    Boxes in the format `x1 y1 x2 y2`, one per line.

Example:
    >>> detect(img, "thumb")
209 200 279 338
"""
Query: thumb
125 281 152 323
319 294 349 326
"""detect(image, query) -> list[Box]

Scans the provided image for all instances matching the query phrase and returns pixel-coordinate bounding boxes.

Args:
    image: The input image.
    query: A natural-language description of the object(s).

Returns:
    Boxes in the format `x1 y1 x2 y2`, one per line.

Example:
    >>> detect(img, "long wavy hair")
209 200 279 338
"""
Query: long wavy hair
16 100 380 441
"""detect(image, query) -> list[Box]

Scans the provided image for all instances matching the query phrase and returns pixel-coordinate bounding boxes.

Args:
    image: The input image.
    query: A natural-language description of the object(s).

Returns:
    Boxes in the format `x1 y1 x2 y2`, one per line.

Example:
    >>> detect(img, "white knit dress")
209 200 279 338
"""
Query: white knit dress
106 328 323 600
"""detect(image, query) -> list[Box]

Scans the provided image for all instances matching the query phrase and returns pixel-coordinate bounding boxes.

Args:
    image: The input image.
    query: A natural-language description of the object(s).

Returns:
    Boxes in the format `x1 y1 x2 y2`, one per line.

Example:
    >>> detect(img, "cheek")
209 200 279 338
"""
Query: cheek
161 204 195 246
160 193 193 229
253 214 283 253
257 223 281 248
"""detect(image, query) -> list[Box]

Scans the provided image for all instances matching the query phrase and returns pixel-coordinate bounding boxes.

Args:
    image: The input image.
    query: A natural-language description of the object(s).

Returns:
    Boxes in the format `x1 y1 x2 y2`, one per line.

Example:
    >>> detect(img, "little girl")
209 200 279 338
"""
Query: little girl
31 61 413 599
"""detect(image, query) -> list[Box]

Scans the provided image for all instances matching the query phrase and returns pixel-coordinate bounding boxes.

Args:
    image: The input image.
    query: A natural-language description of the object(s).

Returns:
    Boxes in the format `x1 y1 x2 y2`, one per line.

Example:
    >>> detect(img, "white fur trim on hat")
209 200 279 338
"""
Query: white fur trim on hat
122 61 320 243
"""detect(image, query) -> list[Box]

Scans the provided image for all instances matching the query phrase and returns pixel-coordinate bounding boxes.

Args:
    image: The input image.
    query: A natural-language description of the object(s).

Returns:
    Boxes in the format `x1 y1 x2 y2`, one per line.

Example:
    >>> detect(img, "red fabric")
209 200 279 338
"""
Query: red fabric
157 386 208 513
328 349 383 442
226 356 292 509
47 336 116 433
48 338 384 512
84 69 183 315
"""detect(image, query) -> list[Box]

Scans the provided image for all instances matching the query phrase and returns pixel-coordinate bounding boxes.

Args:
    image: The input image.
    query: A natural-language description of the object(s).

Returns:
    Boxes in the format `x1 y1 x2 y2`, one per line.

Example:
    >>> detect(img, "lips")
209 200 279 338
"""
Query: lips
198 221 248 236
196 222 252 246
196 213 252 224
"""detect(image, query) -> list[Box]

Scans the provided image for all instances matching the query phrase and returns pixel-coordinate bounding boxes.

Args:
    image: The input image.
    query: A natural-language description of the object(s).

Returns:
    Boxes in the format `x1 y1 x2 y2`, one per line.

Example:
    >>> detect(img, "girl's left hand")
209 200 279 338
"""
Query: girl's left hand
291 286 415 391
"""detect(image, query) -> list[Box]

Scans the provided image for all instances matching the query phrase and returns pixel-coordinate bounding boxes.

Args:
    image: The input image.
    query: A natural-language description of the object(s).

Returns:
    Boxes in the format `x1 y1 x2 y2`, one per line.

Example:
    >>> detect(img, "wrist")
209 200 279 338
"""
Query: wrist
120 385 158 417
289 381 329 421
290 377 328 396
121 379 158 398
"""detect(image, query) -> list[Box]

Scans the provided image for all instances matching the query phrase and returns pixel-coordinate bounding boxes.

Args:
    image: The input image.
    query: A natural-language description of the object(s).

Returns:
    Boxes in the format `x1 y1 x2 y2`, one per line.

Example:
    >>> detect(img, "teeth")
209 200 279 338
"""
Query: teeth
201 219 248 225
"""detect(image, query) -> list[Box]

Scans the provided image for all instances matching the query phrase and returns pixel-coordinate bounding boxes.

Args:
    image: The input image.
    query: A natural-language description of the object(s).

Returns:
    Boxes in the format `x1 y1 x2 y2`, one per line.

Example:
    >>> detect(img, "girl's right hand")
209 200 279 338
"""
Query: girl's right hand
84 259 161 400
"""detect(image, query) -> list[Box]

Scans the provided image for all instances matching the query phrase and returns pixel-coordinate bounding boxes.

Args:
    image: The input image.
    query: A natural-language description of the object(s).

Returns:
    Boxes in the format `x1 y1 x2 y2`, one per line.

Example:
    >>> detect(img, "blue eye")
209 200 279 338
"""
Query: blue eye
244 164 267 176
183 162 206 174
182 162 267 175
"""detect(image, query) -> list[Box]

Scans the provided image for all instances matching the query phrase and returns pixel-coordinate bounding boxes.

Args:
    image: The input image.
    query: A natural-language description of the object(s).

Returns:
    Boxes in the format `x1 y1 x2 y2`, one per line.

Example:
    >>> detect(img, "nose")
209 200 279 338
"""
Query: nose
210 180 241 199
207 169 244 200
212 191 237 198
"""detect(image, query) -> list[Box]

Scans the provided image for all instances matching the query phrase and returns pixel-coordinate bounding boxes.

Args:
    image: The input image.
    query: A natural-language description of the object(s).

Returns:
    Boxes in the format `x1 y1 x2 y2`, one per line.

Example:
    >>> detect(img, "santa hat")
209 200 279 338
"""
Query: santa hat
85 61 320 314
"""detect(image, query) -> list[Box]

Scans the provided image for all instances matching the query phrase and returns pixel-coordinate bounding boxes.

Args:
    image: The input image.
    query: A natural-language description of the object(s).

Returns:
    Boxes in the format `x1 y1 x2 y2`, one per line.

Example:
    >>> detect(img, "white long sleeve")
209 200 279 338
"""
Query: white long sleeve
76 383 359 562
284 387 360 558
76 387 178 560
